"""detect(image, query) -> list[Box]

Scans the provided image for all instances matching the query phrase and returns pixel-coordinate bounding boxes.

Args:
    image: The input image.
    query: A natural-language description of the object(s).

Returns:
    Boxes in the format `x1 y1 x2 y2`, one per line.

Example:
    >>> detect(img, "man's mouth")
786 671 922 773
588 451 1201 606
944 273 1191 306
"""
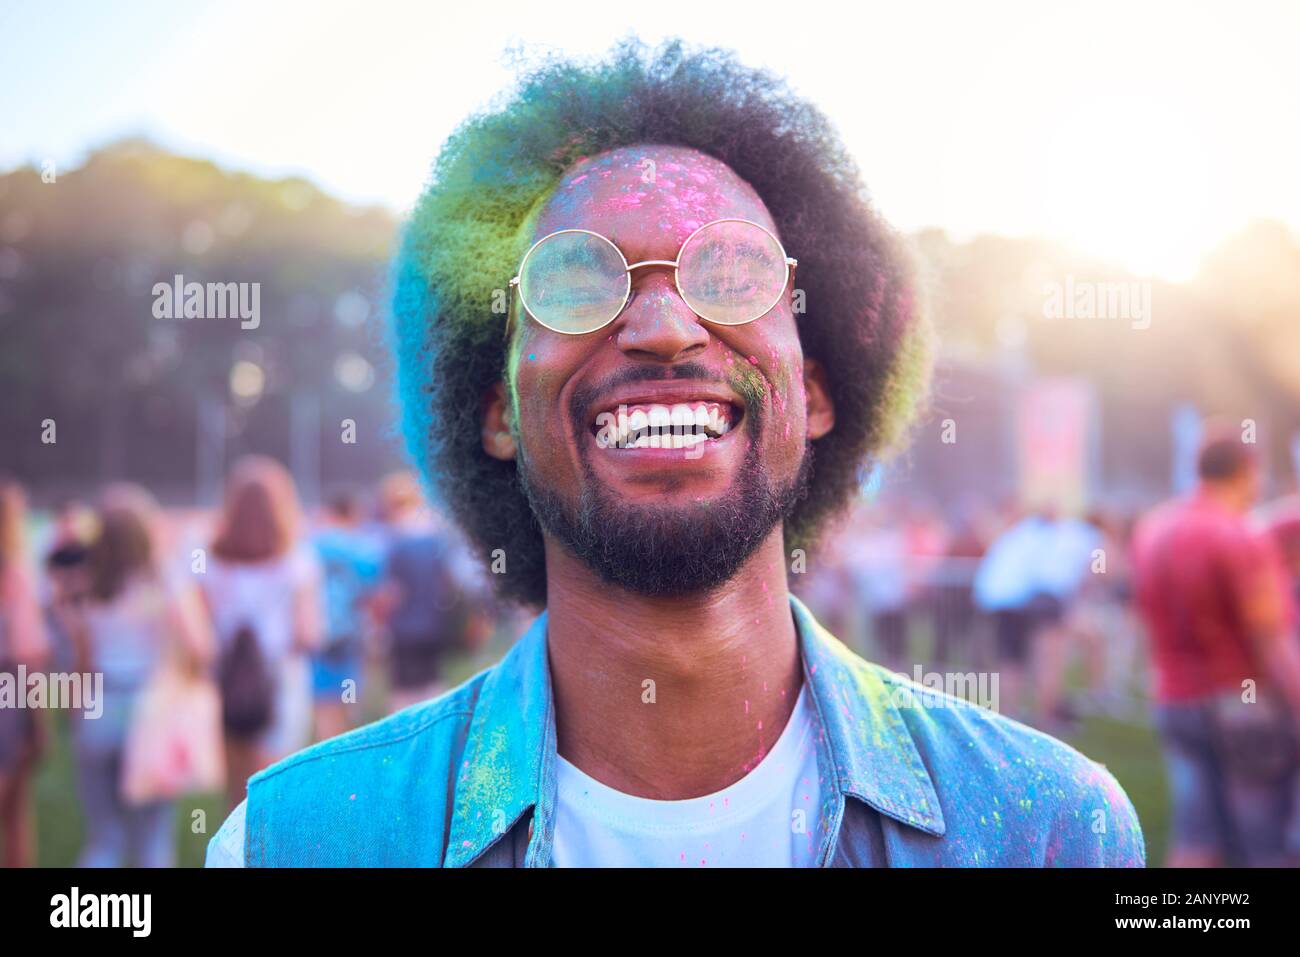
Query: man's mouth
589 400 740 450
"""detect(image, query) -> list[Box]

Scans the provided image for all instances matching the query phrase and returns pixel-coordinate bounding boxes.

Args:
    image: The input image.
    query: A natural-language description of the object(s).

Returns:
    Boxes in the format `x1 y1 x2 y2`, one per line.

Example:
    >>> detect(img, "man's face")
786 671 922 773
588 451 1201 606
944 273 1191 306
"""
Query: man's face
484 145 833 596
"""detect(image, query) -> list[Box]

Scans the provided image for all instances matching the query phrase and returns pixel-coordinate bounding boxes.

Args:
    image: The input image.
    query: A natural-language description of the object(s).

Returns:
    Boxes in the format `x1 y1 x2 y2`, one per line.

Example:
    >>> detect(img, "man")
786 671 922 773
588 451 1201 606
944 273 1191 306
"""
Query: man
373 511 483 714
974 506 1099 722
309 493 384 741
208 40 1143 867
1132 428 1300 866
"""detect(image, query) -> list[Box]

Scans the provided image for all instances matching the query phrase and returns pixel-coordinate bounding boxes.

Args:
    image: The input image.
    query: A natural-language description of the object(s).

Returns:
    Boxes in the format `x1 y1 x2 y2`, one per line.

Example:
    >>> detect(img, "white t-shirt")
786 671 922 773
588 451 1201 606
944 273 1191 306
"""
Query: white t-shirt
551 684 822 867
207 684 823 868
200 547 320 665
199 546 321 760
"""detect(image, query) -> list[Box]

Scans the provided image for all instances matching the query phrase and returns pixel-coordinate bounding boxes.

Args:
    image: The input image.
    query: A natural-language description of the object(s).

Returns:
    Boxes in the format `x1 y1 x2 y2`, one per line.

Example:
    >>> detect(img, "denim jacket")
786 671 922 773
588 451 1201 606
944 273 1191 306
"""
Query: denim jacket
237 596 1145 867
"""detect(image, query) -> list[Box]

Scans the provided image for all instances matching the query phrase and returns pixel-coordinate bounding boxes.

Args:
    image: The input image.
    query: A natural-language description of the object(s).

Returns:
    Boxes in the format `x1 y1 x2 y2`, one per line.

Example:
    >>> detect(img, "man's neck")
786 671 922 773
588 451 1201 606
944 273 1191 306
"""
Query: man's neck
543 530 803 800
1197 480 1246 515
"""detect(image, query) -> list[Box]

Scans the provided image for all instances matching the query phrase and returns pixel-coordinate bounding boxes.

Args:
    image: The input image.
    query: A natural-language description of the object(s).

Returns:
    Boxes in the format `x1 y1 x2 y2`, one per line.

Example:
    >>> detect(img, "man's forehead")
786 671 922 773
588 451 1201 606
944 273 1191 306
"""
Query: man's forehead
532 145 776 253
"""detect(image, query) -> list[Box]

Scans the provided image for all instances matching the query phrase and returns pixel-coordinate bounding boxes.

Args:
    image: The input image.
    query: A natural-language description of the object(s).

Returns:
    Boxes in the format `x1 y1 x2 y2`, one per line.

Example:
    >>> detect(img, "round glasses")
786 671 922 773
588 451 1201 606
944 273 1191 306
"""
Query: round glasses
508 218 797 336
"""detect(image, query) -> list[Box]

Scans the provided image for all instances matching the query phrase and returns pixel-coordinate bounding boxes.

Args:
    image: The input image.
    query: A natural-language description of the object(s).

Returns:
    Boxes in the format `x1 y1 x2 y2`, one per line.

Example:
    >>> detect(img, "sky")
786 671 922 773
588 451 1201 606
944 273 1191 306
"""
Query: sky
2 0 1298 280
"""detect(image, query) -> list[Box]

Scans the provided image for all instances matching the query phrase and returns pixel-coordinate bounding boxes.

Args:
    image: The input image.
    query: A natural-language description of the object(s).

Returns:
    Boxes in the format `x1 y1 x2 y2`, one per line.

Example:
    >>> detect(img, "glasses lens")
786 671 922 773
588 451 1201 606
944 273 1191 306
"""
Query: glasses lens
677 221 789 325
518 231 628 334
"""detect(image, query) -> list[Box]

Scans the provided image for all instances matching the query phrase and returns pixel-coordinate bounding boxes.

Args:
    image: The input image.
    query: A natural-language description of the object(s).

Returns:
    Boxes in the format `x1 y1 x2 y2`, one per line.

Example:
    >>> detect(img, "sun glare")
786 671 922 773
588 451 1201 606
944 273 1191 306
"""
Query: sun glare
1040 94 1232 281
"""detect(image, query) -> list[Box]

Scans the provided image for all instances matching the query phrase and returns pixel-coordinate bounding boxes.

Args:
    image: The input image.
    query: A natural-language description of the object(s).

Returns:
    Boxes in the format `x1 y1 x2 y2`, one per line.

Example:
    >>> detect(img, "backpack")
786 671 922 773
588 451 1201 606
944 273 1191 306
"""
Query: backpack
217 622 276 739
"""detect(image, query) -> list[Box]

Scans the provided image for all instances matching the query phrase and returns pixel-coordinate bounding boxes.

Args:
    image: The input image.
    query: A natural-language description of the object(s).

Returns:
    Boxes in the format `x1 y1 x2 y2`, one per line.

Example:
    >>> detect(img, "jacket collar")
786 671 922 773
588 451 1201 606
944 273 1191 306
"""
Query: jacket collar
790 594 946 837
445 594 945 866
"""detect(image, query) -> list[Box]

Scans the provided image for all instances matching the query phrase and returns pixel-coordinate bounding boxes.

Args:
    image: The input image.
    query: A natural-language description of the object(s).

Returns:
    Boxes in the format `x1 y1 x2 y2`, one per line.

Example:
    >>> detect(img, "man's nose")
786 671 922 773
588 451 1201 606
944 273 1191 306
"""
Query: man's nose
614 271 709 362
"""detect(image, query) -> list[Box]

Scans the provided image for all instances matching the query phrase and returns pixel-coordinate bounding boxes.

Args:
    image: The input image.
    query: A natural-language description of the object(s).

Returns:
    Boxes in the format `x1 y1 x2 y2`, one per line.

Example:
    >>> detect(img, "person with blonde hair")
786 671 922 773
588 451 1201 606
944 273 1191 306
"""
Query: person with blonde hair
67 483 214 867
200 456 323 810
0 478 48 868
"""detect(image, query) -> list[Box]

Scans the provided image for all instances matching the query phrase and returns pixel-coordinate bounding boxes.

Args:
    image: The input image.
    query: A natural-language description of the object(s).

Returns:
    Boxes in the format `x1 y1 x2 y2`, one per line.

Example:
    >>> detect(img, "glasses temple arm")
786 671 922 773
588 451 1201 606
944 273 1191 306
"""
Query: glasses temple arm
503 277 520 342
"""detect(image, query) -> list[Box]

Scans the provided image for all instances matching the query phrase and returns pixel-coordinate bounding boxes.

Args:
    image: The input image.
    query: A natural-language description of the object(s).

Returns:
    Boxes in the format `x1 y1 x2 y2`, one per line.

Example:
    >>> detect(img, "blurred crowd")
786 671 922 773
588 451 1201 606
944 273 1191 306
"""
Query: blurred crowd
0 459 517 868
798 427 1300 867
800 498 1146 726
2 426 1300 867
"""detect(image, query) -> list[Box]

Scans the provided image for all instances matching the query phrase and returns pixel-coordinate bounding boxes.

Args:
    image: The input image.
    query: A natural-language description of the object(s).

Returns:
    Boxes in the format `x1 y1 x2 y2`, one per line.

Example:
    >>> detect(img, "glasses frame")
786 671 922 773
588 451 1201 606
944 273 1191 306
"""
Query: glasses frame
506 217 797 338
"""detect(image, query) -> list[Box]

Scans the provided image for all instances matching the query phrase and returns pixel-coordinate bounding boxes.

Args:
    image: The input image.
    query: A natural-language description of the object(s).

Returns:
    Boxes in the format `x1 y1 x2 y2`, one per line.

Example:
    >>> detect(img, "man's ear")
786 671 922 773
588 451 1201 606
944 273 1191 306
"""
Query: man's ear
804 357 835 441
482 380 517 460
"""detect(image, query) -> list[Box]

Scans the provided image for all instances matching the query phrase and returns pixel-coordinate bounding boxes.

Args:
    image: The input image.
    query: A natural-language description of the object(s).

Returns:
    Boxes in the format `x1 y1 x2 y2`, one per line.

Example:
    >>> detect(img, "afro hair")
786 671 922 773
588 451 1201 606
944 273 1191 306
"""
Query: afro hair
389 37 931 606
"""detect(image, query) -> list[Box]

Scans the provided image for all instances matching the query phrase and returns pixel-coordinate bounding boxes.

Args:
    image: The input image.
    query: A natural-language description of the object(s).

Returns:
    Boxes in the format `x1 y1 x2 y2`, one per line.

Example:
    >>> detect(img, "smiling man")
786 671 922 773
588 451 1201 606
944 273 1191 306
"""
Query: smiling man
208 40 1144 868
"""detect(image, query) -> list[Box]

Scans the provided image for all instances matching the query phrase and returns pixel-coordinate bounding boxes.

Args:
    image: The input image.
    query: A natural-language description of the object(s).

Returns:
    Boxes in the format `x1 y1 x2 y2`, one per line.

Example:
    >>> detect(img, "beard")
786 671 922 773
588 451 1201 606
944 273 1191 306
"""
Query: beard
516 406 813 598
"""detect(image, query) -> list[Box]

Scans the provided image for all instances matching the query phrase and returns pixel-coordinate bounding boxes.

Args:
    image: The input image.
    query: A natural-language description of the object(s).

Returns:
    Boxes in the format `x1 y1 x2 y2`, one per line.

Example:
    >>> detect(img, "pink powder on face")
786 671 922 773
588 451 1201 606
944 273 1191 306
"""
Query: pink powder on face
607 193 645 211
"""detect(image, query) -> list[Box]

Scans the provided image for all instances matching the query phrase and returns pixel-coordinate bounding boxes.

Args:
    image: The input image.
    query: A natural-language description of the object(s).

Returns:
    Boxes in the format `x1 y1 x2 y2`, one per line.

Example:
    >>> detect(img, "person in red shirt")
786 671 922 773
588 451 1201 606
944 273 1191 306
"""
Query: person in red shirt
1133 428 1300 866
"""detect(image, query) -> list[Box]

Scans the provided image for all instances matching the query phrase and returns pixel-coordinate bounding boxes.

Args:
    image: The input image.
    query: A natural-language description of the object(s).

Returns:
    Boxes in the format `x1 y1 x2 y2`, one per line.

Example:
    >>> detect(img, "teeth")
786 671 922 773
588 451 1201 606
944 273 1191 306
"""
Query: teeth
648 406 670 448
597 400 736 449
